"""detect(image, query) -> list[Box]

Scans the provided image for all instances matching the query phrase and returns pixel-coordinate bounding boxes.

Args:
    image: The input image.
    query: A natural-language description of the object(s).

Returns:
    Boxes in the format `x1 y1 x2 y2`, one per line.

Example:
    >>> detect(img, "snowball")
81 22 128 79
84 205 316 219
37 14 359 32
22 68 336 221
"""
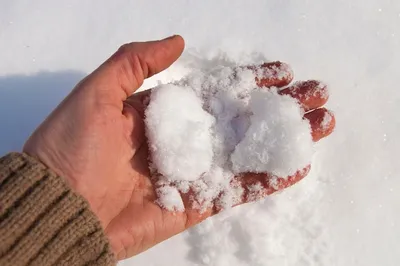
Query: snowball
145 84 215 181
145 66 315 211
231 89 314 177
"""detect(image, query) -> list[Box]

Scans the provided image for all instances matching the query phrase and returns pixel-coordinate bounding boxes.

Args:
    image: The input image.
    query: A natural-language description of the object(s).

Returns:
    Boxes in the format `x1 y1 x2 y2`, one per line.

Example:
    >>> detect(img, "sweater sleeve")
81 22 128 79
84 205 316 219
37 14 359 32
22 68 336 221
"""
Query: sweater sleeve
0 153 116 266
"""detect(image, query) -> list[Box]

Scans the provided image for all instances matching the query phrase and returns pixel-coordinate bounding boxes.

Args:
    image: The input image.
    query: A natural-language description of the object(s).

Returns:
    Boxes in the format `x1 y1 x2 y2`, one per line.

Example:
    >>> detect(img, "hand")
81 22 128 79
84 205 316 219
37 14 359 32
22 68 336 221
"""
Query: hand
23 35 335 260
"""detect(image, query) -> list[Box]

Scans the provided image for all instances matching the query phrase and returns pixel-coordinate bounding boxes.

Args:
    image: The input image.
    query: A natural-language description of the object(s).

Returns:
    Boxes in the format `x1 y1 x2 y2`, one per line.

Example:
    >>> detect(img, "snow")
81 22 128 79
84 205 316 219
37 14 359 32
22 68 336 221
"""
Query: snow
320 111 334 131
146 66 314 211
145 84 215 182
1 0 400 266
231 89 314 177
156 185 185 212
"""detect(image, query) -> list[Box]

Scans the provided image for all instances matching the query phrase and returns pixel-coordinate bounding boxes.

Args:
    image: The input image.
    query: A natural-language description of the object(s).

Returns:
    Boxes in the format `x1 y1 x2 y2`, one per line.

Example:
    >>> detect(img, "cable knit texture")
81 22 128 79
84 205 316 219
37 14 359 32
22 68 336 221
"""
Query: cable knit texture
0 153 116 266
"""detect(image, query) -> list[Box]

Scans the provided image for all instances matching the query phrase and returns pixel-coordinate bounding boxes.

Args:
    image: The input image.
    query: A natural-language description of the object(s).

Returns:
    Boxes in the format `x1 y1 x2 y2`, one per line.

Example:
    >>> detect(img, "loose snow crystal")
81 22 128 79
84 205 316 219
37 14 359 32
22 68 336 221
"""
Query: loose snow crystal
156 186 185 211
321 110 334 131
145 66 315 211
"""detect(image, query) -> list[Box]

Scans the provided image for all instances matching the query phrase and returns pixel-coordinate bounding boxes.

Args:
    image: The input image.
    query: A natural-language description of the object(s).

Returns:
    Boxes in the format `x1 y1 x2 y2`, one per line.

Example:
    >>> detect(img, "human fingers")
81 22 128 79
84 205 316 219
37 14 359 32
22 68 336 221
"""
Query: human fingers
246 61 294 88
280 80 329 111
93 35 185 99
304 107 336 142
238 166 311 204
237 108 335 203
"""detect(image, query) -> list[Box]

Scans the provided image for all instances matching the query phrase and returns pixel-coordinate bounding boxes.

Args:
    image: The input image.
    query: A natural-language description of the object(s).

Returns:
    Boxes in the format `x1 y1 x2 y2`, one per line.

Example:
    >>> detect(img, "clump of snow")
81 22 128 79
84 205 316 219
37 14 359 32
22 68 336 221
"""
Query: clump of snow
231 89 314 177
145 84 215 181
156 186 185 212
145 66 314 211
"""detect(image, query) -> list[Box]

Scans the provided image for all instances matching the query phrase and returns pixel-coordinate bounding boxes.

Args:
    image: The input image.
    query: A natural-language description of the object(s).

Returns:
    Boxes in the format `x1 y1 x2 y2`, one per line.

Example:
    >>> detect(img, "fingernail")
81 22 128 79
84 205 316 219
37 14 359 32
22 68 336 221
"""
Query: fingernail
163 35 178 40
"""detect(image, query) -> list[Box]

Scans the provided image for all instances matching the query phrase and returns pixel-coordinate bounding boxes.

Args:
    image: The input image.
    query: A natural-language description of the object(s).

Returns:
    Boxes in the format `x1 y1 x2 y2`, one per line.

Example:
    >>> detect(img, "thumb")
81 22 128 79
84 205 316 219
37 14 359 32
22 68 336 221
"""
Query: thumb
96 35 185 97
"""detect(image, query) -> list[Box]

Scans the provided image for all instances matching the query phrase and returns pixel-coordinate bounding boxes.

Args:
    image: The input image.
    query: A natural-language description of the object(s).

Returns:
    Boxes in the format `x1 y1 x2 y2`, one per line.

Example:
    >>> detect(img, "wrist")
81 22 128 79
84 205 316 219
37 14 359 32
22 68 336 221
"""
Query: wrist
0 153 116 265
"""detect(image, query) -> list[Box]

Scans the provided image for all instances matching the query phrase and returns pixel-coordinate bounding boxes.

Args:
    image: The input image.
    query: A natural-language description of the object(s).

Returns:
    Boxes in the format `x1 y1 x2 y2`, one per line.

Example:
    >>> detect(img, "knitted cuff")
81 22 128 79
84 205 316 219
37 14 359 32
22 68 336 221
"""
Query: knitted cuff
0 153 116 266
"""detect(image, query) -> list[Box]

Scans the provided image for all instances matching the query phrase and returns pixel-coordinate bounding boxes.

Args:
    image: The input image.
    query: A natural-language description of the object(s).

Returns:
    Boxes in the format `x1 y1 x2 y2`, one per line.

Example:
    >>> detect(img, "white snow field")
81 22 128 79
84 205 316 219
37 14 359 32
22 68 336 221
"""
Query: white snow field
1 0 399 265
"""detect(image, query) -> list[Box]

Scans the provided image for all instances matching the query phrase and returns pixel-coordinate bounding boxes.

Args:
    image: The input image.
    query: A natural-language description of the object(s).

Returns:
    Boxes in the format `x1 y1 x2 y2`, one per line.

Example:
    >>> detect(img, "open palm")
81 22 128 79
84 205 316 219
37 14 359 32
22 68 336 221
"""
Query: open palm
23 35 335 261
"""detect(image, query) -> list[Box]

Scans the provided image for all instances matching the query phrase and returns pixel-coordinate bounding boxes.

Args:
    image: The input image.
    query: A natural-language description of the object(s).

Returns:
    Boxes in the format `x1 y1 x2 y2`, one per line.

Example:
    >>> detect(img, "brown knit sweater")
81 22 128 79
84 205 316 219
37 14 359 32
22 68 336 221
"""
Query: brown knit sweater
0 153 116 266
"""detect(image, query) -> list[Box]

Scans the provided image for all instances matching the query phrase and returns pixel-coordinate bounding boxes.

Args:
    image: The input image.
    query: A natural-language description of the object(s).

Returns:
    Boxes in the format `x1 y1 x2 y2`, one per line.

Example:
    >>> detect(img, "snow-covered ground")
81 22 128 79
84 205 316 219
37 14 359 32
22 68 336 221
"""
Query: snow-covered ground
1 0 399 265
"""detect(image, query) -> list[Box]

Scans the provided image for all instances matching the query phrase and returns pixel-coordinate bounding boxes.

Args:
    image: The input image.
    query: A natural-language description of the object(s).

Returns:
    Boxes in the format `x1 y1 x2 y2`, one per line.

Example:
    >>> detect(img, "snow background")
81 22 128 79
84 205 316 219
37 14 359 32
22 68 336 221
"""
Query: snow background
1 0 399 265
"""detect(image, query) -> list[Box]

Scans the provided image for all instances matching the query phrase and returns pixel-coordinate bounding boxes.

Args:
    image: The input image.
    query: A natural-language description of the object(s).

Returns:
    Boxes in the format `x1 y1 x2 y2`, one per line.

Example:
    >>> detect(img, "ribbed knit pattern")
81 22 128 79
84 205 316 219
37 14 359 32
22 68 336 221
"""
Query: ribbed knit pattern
0 153 116 266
